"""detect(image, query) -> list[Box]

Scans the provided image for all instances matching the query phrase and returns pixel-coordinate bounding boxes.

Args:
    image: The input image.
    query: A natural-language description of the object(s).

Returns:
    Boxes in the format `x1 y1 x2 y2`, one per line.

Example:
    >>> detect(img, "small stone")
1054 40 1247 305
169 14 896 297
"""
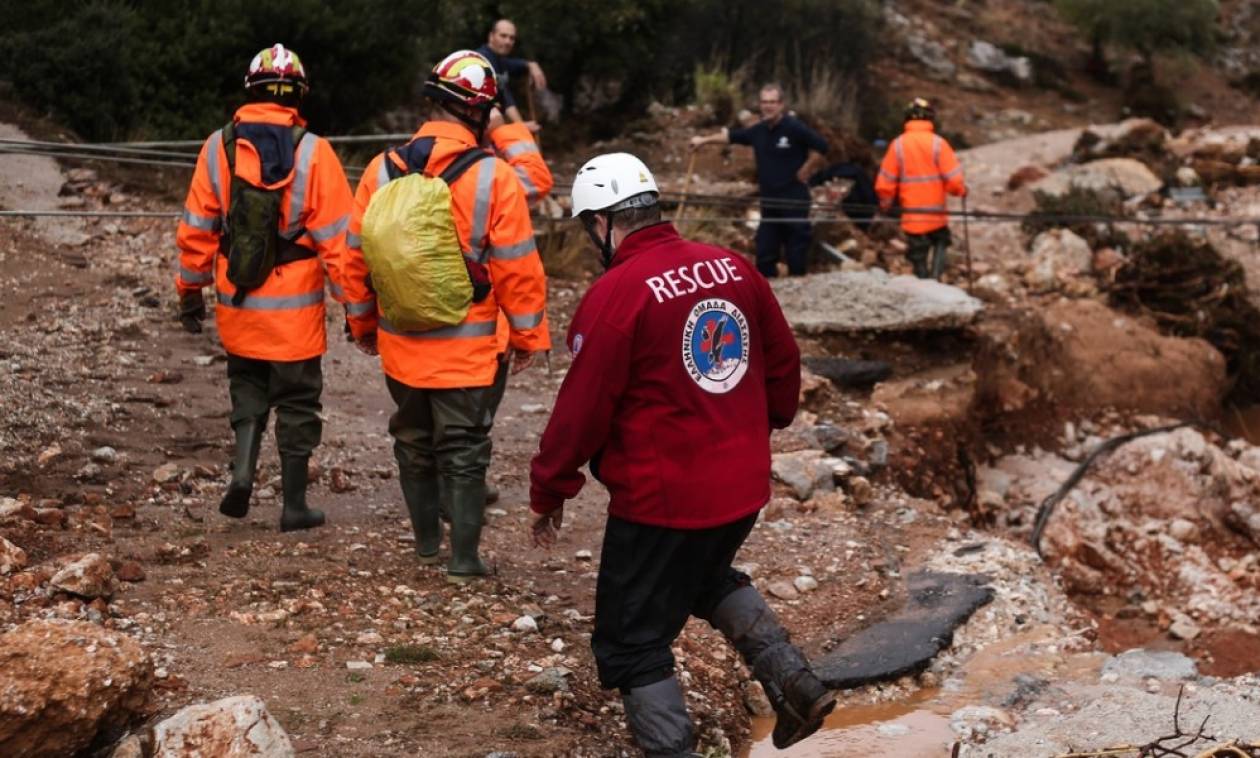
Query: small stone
191 355 215 367
346 661 372 671
356 631 384 645
0 536 28 575
152 463 181 484
90 447 118 464
767 581 799 601
520 403 548 414
1169 614 1201 641
1168 518 1199 543
49 553 116 599
525 667 570 694
110 504 136 520
37 444 63 467
793 575 819 593
877 723 911 737
512 615 539 633
289 634 319 654
115 561 145 583
550 638 566 653
268 660 289 670
574 550 592 561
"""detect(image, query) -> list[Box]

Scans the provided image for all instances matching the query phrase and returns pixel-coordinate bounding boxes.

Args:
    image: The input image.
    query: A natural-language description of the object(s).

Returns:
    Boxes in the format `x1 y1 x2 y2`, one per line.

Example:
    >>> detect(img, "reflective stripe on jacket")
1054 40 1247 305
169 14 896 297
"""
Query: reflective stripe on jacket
874 120 967 235
174 102 364 362
345 120 551 389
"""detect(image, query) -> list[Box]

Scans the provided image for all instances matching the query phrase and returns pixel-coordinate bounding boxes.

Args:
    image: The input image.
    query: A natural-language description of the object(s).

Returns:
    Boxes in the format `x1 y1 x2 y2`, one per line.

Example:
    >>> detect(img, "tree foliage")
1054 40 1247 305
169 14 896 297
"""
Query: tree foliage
1055 0 1219 63
0 0 882 140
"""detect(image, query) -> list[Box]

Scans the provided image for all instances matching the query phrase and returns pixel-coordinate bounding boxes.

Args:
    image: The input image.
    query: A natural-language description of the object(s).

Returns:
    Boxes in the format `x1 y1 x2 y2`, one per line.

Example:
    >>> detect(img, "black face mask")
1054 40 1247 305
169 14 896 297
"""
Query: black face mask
581 212 617 269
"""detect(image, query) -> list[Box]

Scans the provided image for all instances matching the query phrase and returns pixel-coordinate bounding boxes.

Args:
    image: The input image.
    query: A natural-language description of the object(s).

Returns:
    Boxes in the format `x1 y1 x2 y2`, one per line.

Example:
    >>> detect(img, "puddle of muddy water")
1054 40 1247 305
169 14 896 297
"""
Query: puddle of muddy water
742 626 1107 757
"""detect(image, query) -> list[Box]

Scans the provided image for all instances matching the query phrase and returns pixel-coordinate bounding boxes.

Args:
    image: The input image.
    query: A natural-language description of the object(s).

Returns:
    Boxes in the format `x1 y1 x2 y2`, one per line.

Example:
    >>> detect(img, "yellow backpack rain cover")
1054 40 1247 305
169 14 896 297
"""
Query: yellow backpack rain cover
361 173 473 332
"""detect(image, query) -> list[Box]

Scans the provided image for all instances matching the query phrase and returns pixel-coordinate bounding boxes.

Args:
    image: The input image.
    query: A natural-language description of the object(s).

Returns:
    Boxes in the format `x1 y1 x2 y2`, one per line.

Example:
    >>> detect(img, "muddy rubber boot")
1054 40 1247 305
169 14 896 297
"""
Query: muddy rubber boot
710 586 836 749
219 420 264 519
279 456 325 532
930 238 950 280
621 677 699 757
400 475 442 565
446 479 488 584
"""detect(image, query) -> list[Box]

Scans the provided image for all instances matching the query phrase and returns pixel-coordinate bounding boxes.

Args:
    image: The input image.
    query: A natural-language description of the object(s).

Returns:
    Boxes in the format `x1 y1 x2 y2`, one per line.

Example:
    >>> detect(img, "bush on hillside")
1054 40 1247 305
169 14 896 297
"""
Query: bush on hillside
1055 0 1219 70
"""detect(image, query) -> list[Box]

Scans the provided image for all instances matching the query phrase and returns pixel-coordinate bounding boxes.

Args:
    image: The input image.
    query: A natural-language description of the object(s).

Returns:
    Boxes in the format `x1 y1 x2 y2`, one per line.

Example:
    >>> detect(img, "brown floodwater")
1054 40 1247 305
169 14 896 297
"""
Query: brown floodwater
742 626 1107 757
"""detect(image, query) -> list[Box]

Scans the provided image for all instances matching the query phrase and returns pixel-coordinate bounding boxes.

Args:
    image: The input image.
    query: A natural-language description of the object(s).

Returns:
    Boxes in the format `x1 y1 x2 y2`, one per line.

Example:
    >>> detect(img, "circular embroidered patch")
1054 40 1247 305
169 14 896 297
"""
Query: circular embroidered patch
682 298 750 394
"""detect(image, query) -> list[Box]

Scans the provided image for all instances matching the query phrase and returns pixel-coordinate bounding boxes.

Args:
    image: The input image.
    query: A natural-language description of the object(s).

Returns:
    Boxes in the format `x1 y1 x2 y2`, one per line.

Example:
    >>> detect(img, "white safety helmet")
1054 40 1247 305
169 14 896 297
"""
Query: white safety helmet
570 152 659 217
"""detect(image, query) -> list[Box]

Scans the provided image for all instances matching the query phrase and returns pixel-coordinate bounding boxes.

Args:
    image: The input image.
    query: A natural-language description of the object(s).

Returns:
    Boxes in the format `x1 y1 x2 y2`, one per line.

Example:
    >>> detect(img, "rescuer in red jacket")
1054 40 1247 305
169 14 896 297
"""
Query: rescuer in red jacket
529 153 836 754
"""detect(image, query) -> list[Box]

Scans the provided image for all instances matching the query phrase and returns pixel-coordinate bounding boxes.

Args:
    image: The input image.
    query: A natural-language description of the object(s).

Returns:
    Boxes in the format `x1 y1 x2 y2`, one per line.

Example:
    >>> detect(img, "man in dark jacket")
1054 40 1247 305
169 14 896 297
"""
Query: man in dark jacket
529 152 835 755
691 84 828 277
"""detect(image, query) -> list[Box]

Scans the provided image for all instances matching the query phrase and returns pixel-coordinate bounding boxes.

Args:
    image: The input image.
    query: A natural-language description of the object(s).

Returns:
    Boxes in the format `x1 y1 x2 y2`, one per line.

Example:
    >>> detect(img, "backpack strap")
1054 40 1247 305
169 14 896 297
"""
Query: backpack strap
438 147 493 185
221 121 236 175
384 136 436 182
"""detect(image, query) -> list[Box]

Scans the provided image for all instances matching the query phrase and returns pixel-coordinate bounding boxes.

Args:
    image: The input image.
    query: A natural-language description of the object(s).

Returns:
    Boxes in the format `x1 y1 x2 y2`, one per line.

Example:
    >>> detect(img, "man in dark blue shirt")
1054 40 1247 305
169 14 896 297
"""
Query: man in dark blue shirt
692 84 829 277
475 18 546 133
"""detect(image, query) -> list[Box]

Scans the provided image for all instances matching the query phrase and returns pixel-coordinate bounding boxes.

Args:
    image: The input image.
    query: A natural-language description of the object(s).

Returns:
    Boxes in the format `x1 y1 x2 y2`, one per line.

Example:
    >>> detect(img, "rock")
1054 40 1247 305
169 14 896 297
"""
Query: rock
152 695 294 757
152 463 181 484
115 561 145 583
1073 119 1168 163
771 270 983 334
1092 247 1126 275
574 550 592 562
91 446 118 464
1101 649 1199 682
951 705 1015 738
1027 229 1093 292
520 403 547 414
813 424 850 453
525 668 571 695
973 273 1012 301
848 476 874 507
1169 518 1199 542
906 33 956 80
512 615 539 633
345 661 372 671
966 41 1032 83
771 450 835 500
801 357 893 389
288 634 319 655
111 734 144 758
0 620 152 757
767 580 800 601
1168 613 1202 641
1030 158 1163 201
356 631 384 645
1176 166 1202 187
50 553 116 599
0 537 27 575
794 576 819 593
742 681 774 717
36 443 63 467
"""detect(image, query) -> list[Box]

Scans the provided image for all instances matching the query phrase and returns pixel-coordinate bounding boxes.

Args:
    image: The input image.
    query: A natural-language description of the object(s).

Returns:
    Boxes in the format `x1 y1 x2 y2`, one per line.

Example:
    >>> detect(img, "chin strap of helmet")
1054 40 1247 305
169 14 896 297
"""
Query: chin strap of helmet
581 211 618 269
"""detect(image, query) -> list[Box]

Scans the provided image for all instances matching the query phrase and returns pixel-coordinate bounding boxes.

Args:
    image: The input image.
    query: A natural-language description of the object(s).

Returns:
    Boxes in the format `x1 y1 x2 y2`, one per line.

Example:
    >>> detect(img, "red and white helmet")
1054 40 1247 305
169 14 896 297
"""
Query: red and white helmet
424 50 497 110
244 43 309 92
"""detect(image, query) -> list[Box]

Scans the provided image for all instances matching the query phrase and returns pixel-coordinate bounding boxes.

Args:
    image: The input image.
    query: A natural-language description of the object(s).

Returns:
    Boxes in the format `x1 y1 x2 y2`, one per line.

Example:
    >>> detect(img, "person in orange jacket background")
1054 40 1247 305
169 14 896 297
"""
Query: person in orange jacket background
175 44 368 531
342 50 551 583
875 97 968 279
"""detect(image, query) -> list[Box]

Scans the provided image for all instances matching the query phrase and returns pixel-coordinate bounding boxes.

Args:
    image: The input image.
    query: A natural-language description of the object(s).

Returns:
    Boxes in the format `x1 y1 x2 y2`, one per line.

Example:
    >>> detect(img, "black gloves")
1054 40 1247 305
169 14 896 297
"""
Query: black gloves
179 291 205 334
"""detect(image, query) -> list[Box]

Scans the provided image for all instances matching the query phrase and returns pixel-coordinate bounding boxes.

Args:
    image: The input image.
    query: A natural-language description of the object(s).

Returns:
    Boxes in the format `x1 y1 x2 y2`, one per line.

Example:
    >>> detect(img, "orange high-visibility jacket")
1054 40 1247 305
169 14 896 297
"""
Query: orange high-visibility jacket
344 120 552 389
493 123 554 354
875 120 967 235
175 102 366 362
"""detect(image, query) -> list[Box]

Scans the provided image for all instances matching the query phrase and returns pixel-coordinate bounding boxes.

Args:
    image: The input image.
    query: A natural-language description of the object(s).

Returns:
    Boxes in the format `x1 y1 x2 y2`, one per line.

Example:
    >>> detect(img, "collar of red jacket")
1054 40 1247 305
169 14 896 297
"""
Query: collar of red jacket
610 221 680 268
415 119 477 147
905 119 936 133
233 102 307 128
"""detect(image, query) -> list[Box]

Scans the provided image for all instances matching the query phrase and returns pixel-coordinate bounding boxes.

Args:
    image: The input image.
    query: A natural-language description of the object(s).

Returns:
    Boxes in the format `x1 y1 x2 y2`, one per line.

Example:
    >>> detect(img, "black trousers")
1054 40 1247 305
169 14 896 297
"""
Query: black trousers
592 513 757 691
756 186 812 277
226 354 322 457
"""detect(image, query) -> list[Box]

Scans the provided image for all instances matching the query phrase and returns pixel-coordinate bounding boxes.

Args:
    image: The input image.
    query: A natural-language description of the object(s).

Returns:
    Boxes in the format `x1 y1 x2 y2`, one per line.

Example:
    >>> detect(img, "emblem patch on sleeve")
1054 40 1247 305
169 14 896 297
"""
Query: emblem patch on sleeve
681 298 750 394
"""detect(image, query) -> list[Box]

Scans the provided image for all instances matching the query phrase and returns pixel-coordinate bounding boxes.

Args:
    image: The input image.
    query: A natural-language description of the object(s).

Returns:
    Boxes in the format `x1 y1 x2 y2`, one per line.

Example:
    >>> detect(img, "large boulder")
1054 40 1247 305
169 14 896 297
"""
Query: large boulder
975 300 1226 419
1030 157 1163 201
771 270 983 334
966 40 1032 83
152 695 294 757
0 620 152 757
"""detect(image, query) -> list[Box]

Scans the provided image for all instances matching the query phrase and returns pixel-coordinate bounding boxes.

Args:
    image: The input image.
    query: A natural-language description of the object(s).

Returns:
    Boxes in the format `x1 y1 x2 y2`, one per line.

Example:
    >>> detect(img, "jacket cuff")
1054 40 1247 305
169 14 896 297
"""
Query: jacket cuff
529 489 565 515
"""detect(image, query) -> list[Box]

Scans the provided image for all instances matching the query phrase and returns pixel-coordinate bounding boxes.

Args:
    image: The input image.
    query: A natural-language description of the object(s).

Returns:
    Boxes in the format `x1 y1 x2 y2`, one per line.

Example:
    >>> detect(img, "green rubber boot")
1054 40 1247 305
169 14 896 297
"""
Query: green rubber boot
400 475 442 565
279 456 325 532
219 419 264 519
446 479 489 584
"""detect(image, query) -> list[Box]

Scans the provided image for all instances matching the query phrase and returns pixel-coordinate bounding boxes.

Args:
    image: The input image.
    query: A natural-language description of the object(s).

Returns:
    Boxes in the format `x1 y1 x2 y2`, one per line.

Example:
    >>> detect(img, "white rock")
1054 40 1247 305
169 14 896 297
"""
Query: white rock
152 694 295 757
356 631 384 645
512 615 539 633
550 638 566 653
793 576 820 593
345 661 372 671
0 536 28 575
574 550 593 561
90 446 118 464
520 403 548 414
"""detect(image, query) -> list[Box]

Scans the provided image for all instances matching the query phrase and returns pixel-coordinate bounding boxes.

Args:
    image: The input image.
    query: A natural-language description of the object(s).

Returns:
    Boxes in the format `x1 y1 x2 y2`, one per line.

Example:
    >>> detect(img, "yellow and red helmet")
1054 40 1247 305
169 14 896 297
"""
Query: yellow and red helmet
424 50 497 110
244 43 309 94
